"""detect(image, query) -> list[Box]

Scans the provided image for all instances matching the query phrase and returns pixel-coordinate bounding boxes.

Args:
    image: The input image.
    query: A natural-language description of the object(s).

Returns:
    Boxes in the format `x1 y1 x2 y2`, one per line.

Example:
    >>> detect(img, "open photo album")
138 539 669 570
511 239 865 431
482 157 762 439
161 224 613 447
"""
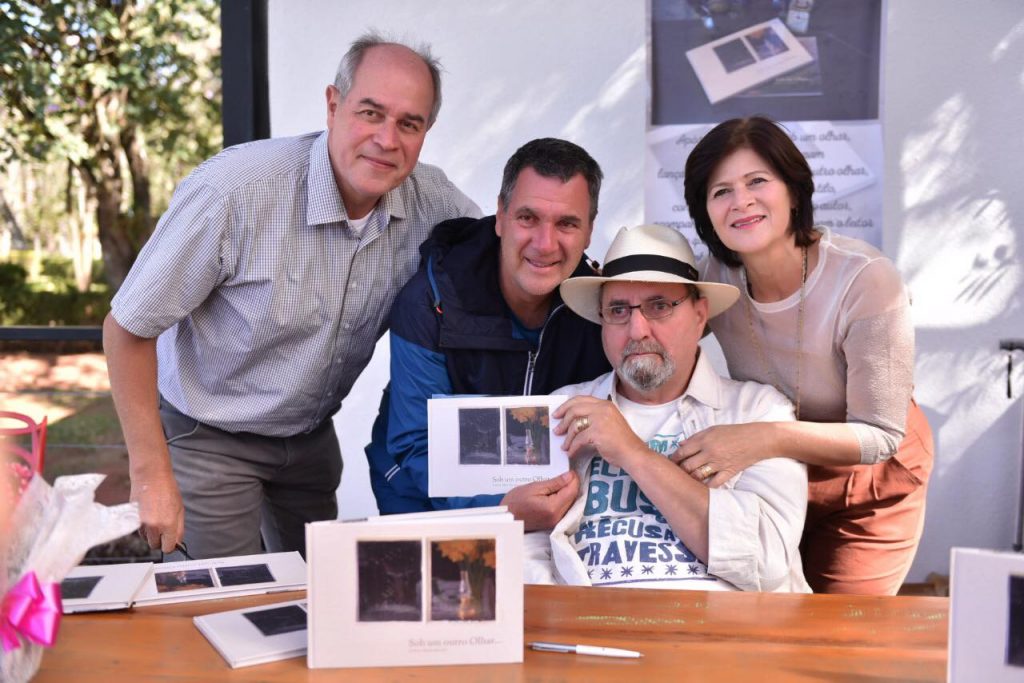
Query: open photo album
685 18 815 104
306 507 524 668
132 551 306 607
60 562 154 613
194 599 309 668
428 394 569 497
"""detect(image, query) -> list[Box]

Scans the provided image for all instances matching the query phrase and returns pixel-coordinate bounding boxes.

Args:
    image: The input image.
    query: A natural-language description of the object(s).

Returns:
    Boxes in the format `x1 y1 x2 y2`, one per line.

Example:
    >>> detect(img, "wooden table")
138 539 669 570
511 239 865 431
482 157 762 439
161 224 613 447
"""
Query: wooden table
36 585 948 682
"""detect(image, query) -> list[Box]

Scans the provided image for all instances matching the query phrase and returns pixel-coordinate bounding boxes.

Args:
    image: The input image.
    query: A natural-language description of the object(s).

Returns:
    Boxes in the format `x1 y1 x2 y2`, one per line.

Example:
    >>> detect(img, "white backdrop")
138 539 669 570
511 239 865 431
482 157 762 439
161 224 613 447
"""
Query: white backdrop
267 0 1024 581
266 0 647 521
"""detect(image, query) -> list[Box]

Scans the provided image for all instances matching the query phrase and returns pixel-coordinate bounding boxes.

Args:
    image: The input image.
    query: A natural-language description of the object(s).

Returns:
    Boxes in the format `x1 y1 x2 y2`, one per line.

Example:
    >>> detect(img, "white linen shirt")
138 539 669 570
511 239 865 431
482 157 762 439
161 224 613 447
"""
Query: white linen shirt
112 131 480 436
545 352 811 593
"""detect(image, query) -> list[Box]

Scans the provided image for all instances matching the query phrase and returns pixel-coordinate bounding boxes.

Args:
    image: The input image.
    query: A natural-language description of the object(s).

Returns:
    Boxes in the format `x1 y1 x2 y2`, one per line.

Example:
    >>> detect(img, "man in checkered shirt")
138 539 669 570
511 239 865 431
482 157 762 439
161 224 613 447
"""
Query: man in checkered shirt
103 32 481 560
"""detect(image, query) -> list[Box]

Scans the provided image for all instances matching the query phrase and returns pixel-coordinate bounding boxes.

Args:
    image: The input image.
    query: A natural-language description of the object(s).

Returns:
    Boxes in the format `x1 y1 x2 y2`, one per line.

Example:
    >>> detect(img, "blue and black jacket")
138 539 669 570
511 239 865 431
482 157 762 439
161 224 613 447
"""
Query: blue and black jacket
364 215 611 513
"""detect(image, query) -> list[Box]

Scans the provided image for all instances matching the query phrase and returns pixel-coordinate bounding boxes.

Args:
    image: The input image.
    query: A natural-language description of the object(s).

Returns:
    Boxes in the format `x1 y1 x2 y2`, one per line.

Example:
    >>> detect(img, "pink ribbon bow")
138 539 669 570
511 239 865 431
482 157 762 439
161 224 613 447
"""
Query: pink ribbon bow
1 571 62 652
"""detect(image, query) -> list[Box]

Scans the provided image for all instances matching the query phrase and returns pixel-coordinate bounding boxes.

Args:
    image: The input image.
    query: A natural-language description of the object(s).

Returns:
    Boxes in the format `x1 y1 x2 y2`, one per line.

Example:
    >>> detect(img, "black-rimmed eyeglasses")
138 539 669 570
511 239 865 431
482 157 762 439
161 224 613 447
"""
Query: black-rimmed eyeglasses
599 295 691 325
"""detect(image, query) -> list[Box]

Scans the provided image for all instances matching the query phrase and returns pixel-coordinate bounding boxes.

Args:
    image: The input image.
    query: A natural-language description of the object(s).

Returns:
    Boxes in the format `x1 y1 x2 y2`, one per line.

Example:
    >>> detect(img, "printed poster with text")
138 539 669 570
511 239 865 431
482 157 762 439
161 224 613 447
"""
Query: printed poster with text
647 0 884 254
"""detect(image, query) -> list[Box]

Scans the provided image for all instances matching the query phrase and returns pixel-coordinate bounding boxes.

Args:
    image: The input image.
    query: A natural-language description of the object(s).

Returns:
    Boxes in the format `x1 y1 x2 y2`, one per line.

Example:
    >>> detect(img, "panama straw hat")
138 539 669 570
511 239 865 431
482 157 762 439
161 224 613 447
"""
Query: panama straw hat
560 224 740 325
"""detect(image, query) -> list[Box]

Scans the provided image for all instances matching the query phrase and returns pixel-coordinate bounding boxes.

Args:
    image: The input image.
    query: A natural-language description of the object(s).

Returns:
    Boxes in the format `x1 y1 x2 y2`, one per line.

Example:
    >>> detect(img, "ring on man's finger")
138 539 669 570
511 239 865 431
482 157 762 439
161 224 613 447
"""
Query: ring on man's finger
574 416 591 434
697 464 714 479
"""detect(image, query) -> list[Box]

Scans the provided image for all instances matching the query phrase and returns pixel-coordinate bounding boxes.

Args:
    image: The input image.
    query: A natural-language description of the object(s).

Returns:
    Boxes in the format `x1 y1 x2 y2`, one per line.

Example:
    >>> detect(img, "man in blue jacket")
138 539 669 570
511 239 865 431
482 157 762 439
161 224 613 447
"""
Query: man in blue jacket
365 138 611 529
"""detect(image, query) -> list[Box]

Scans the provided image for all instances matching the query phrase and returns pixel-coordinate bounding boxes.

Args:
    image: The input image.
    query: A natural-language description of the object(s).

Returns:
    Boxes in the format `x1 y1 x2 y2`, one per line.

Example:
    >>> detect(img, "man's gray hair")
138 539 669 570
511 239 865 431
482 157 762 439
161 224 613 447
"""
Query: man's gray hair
333 30 443 126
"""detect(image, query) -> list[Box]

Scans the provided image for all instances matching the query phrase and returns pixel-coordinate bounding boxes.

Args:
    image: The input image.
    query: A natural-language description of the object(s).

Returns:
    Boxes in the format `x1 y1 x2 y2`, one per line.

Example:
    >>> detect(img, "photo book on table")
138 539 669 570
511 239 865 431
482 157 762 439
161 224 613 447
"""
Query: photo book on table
685 18 815 104
60 562 154 613
194 599 308 668
132 551 306 607
306 507 524 669
736 36 822 98
949 547 1024 682
428 394 568 498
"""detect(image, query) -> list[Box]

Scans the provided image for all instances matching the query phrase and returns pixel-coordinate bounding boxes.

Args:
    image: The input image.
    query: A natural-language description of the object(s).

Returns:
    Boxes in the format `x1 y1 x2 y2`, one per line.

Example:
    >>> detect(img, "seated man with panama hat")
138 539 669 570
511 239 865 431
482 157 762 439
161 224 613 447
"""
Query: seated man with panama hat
544 224 810 592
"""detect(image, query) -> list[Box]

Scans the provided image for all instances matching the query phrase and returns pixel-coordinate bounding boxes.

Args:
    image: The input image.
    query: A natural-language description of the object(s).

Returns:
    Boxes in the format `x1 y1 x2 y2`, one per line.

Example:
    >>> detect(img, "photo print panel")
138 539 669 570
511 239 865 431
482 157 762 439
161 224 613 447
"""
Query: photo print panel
744 24 789 60
429 539 496 622
428 394 569 498
216 563 276 587
243 603 308 637
712 38 756 73
155 568 216 593
1008 575 1024 667
60 575 102 600
505 406 550 466
357 540 422 622
458 408 502 465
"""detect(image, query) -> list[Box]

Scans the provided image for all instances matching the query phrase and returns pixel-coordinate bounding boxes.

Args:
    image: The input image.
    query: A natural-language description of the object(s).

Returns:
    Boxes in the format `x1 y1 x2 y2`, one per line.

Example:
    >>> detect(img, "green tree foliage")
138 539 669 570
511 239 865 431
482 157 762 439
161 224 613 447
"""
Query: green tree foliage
0 0 221 288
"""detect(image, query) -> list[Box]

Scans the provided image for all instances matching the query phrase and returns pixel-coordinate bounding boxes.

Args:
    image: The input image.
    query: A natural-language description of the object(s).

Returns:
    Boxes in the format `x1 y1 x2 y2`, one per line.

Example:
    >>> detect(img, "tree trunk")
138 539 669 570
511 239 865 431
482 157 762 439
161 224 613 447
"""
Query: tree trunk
0 187 27 249
79 161 130 290
68 170 96 293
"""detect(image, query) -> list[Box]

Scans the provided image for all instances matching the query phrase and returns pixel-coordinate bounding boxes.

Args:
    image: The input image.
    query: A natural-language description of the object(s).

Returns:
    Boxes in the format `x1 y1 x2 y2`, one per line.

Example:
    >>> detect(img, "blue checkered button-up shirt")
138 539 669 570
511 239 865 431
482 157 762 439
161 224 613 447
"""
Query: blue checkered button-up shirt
112 131 481 436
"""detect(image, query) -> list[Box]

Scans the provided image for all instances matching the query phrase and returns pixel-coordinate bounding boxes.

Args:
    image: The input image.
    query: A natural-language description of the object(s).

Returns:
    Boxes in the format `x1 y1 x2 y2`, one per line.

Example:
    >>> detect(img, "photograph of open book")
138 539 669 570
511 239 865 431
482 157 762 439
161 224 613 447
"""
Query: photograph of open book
193 599 308 668
737 36 823 98
428 394 568 497
685 18 815 104
306 508 523 669
132 551 306 606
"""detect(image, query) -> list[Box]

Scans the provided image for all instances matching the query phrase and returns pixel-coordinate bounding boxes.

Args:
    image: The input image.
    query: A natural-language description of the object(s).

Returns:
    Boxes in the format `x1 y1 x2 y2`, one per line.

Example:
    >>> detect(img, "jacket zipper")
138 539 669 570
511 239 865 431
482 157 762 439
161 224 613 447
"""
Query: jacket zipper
522 302 564 395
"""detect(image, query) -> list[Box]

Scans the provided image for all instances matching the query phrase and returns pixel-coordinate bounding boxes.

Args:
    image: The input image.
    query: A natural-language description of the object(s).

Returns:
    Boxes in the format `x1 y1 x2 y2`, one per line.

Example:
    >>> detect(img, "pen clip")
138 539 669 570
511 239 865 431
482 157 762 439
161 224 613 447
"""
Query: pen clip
529 641 572 653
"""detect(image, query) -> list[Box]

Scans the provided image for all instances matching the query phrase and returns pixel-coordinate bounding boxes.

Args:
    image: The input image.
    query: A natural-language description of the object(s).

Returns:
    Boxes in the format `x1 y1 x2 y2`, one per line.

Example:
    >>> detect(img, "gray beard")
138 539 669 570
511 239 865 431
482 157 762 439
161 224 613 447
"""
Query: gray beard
616 341 676 393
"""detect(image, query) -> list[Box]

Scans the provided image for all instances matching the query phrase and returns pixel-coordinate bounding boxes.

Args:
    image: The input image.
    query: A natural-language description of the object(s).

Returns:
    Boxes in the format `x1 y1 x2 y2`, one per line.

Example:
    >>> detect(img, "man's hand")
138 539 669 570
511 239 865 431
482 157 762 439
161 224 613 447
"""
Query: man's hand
500 471 579 531
130 462 185 553
104 313 185 554
553 395 648 470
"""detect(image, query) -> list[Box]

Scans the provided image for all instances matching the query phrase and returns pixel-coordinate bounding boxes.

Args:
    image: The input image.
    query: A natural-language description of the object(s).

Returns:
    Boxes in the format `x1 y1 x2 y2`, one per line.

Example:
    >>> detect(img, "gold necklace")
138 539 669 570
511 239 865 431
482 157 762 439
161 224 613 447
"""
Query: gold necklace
744 245 807 420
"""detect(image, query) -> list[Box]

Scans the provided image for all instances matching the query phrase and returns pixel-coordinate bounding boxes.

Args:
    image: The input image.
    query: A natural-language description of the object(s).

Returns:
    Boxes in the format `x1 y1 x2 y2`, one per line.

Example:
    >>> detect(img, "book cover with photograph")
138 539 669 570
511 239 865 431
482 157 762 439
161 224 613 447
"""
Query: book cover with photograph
685 18 815 104
193 599 308 668
428 394 569 497
306 508 523 668
132 551 306 606
60 562 154 613
949 548 1024 682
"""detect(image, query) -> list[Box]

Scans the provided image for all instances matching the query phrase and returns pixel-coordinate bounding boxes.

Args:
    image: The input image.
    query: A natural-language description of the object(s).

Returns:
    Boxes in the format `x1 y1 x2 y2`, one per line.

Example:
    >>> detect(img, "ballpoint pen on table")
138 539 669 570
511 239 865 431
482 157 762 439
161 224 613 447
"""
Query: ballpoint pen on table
528 641 643 658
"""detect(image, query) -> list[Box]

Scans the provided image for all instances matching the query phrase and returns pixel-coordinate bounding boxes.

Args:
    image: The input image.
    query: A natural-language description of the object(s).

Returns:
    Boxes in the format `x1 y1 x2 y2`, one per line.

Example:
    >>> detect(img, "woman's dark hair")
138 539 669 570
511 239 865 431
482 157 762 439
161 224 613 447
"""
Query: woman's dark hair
683 117 816 268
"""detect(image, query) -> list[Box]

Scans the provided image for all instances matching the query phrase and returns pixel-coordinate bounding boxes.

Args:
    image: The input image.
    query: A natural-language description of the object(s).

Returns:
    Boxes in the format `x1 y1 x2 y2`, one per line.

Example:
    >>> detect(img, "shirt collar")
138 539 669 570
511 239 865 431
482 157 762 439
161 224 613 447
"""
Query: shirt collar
305 131 411 227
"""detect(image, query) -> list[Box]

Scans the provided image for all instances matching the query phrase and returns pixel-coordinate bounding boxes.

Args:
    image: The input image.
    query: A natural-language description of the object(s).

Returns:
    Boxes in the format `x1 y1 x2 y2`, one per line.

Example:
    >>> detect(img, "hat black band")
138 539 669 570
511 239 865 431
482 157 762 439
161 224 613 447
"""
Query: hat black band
602 254 699 281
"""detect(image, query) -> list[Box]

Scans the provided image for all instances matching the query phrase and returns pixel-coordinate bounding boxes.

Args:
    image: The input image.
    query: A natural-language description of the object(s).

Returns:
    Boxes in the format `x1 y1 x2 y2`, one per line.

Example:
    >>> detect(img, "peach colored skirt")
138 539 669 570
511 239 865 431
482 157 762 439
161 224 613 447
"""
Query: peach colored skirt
799 400 934 595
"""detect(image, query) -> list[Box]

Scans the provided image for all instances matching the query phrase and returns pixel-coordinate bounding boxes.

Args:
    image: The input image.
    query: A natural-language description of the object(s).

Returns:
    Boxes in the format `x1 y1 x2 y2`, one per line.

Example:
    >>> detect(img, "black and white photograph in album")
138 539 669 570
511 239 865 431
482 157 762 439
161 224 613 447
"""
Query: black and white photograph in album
215 563 276 587
60 575 102 600
357 540 423 622
458 408 502 465
243 604 308 637
1008 575 1024 667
